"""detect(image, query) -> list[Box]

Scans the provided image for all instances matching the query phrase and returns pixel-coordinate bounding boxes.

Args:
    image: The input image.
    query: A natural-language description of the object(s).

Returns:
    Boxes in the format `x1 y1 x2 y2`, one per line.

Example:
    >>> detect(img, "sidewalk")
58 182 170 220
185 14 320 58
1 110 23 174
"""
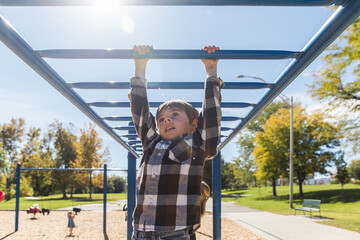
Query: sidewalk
206 198 360 240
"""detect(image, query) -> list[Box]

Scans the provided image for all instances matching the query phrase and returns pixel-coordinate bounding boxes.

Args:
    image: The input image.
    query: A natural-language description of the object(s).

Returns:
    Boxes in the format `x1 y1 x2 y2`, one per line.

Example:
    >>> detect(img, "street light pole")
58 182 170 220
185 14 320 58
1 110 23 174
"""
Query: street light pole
289 97 294 208
236 74 294 208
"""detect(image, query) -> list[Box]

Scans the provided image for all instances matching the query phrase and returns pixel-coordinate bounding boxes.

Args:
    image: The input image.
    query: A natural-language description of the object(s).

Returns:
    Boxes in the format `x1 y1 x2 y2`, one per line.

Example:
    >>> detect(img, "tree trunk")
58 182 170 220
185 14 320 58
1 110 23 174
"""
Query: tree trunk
272 178 277 197
62 184 67 199
298 180 304 198
89 172 92 200
6 177 12 200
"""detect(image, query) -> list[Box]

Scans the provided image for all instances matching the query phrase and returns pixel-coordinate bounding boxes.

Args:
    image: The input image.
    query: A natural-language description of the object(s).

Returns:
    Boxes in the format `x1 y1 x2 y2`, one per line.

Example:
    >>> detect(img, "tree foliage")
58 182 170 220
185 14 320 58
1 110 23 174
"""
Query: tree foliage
253 105 341 197
309 18 360 153
21 128 53 196
234 101 289 188
349 159 360 180
334 152 350 192
0 118 110 200
309 18 360 110
0 118 26 200
72 124 109 199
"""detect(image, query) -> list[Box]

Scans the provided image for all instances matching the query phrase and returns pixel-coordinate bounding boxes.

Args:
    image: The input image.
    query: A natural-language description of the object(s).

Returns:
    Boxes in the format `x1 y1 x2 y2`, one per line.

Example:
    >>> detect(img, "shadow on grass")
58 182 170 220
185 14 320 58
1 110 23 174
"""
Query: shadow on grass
253 188 360 204
33 197 103 203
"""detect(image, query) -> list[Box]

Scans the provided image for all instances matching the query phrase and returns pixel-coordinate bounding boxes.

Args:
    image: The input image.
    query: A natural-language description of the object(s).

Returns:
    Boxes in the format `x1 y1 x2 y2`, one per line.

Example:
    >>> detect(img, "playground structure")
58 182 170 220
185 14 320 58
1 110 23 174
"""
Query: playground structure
1 1 360 240
14 163 126 233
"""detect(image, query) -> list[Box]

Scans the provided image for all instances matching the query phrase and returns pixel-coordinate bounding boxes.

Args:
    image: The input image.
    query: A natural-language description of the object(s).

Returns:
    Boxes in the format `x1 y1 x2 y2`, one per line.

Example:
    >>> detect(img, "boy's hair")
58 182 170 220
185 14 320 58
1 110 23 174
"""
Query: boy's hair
156 99 199 124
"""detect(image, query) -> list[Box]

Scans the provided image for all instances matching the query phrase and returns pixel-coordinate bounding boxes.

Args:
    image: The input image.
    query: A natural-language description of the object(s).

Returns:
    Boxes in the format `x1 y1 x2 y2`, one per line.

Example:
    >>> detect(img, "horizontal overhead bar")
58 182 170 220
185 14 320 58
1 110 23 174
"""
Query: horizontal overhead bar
21 167 127 171
69 82 273 89
37 49 301 60
0 15 139 159
113 126 233 131
0 0 344 6
103 116 133 121
89 102 256 108
218 0 360 151
103 116 243 121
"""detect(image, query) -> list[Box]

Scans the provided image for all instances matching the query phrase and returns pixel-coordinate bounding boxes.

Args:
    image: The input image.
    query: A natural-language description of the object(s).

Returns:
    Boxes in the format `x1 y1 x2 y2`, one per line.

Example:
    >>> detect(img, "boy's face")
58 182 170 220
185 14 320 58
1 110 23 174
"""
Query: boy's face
157 108 197 140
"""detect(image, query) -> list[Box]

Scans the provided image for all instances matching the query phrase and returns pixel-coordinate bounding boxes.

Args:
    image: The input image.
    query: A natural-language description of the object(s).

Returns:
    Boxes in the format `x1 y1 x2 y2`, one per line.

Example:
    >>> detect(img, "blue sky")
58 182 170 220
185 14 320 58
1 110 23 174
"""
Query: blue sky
0 5 347 175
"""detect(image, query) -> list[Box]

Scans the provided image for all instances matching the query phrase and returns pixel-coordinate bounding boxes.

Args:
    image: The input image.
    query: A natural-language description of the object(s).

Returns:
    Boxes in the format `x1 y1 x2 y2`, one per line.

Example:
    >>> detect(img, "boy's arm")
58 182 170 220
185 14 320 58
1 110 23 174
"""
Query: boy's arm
128 45 157 148
198 46 224 160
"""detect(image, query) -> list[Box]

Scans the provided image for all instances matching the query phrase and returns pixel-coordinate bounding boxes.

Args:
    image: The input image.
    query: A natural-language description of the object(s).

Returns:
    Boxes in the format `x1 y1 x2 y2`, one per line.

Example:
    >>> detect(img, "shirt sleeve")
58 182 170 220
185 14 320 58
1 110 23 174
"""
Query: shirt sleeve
128 77 157 149
197 76 224 160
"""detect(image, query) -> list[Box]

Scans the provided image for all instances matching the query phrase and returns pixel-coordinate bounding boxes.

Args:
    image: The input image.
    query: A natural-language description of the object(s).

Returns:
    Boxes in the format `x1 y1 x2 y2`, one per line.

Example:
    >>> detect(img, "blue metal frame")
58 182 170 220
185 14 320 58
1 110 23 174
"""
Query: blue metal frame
0 0 346 6
15 164 125 233
103 163 107 233
2 1 360 239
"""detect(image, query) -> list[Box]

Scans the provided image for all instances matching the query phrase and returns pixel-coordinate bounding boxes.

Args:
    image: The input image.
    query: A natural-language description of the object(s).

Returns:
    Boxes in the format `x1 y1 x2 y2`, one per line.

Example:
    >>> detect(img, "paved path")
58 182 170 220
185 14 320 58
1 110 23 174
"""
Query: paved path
206 198 360 240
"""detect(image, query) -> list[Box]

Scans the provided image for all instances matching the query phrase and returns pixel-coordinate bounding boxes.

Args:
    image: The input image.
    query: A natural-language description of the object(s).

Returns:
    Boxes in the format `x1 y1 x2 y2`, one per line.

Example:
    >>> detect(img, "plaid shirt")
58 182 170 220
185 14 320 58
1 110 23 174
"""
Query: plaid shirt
128 76 223 232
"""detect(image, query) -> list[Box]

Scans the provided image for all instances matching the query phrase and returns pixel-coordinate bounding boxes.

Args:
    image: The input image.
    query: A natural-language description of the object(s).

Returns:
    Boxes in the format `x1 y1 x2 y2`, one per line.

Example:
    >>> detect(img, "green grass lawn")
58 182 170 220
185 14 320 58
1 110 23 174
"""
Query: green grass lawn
222 184 360 233
0 193 127 210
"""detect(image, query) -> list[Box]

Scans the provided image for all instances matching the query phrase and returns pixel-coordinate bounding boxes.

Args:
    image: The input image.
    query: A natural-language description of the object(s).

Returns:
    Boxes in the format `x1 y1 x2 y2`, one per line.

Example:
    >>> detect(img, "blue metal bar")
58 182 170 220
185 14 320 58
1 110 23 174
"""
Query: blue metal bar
218 0 360 151
0 15 139 159
130 145 142 148
103 116 243 121
89 102 256 108
127 122 137 240
112 126 135 131
121 134 139 138
103 116 133 122
113 126 233 131
103 163 107 233
69 81 273 90
0 0 345 6
37 49 300 60
20 167 127 171
127 140 141 145
212 152 221 240
221 116 243 121
15 163 21 232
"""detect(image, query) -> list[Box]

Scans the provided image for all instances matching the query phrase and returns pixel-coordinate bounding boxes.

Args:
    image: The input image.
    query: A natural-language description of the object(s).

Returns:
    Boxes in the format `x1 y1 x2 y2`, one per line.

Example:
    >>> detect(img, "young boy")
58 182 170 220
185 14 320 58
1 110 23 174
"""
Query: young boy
129 45 223 240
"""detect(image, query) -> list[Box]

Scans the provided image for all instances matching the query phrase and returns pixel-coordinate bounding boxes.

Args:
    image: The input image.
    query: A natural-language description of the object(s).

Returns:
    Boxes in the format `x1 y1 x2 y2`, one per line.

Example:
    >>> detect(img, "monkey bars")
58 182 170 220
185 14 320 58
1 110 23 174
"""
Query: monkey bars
1 1 360 240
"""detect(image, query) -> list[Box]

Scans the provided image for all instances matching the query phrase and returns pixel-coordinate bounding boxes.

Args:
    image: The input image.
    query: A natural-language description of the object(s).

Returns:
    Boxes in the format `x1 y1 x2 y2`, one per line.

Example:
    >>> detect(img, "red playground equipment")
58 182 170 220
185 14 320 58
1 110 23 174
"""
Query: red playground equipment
0 191 4 202
27 204 41 218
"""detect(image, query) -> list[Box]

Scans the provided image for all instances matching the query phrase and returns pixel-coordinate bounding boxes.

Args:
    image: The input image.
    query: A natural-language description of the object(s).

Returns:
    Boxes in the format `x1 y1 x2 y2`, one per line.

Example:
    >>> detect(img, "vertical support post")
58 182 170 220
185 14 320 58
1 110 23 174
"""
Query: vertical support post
212 152 221 240
127 121 137 240
15 163 21 232
289 97 294 208
127 152 136 240
103 163 107 233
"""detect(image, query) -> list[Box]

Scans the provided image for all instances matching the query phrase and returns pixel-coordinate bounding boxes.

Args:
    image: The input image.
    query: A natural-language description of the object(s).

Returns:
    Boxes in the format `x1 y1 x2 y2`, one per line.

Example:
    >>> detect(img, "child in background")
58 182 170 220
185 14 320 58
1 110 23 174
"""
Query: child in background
129 45 223 240
67 211 76 236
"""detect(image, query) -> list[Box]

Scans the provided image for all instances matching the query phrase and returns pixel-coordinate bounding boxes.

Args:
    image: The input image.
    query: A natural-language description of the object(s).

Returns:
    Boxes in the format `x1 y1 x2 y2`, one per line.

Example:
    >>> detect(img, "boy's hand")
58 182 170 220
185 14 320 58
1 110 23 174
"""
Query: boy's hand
201 45 219 77
133 45 153 78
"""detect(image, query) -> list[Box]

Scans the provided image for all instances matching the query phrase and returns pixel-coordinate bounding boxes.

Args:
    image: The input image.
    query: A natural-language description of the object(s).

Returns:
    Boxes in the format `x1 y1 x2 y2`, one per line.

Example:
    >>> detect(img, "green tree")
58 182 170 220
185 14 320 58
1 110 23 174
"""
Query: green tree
334 152 350 193
51 121 77 199
0 118 25 200
221 159 236 190
72 124 109 199
253 108 290 196
234 101 289 188
349 159 360 180
21 128 53 196
309 18 360 153
0 144 8 191
253 105 341 197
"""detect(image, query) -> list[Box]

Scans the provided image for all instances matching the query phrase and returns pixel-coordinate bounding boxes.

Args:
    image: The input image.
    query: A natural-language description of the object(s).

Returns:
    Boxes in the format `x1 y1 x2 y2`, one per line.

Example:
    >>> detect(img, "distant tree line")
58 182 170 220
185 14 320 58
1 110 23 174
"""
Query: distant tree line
0 118 126 200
